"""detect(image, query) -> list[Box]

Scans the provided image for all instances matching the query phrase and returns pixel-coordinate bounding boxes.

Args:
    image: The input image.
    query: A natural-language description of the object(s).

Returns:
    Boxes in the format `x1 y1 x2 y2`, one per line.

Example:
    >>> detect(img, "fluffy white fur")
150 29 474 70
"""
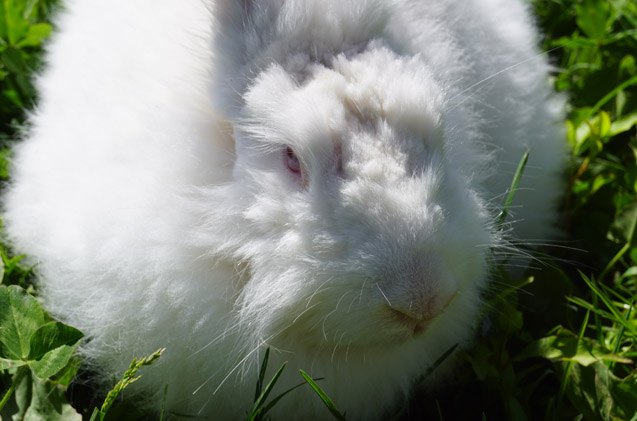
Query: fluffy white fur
4 0 565 419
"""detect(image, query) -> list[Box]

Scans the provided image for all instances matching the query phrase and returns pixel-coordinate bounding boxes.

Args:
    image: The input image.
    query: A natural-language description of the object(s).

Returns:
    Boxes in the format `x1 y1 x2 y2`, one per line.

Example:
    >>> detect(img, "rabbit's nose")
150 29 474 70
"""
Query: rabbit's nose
386 292 457 334
379 256 458 333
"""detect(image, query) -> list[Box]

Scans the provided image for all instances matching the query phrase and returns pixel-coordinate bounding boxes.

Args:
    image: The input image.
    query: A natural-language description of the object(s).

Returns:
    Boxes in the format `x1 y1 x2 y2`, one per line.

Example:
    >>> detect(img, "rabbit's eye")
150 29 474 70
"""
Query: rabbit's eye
284 146 301 175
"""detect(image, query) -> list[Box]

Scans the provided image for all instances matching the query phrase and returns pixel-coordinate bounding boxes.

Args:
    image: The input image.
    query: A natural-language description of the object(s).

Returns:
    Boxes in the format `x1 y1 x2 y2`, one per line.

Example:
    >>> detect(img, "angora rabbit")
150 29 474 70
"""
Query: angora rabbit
4 0 565 418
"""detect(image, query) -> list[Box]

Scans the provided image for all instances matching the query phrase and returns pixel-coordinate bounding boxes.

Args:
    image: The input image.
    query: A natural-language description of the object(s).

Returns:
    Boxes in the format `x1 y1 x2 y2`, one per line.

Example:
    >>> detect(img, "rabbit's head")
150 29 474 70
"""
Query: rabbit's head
216 42 494 353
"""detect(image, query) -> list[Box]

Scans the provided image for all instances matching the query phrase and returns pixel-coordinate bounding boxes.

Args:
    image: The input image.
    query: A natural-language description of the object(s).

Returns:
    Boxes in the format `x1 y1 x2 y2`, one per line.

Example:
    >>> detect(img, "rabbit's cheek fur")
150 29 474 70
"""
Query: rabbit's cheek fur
237 164 491 349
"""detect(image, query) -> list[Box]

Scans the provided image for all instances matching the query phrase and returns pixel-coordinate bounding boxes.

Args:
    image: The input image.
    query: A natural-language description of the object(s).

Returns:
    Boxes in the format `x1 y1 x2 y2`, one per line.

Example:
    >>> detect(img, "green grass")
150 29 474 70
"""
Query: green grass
1 0 636 419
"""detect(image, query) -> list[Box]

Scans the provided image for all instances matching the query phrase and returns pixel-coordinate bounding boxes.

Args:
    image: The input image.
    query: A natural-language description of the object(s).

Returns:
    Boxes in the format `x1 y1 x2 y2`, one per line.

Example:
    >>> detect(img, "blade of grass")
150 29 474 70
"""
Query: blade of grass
0 382 15 412
248 361 288 421
159 384 168 421
436 400 444 421
600 242 633 282
299 370 346 421
567 297 617 322
579 272 637 337
95 348 164 420
556 309 590 413
593 293 604 345
254 347 270 402
609 300 633 369
257 380 314 418
584 75 637 119
421 344 459 381
497 150 530 227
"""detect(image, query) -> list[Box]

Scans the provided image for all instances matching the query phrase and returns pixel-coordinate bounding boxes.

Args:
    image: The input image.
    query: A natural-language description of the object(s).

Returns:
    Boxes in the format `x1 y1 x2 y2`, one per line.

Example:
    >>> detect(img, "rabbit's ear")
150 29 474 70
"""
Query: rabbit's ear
211 0 282 118
213 0 264 24
214 0 287 31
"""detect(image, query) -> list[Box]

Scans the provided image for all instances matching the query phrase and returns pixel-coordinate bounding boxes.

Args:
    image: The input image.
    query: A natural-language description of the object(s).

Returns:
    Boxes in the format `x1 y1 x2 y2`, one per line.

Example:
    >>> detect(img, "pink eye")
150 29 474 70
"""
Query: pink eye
284 146 301 175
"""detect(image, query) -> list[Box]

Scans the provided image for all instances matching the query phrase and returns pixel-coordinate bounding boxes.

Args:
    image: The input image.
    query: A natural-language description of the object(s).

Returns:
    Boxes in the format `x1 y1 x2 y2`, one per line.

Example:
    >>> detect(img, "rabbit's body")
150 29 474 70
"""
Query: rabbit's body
4 0 565 418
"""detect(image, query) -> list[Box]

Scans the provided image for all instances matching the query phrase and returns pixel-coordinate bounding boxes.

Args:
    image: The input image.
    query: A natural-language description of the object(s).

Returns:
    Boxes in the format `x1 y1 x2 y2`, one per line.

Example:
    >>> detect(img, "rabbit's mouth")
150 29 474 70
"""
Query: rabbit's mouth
386 291 457 337
389 309 432 336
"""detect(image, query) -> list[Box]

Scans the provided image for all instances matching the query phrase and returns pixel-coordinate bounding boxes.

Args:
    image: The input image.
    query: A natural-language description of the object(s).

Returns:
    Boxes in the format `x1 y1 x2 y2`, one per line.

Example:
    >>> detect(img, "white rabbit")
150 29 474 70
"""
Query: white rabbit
4 0 565 419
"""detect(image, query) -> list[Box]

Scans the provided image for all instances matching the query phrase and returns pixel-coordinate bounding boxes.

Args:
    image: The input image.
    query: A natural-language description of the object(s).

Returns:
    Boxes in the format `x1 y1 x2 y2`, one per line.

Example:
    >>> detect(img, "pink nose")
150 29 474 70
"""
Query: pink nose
388 291 456 323
381 266 458 335
383 256 459 324
378 256 458 333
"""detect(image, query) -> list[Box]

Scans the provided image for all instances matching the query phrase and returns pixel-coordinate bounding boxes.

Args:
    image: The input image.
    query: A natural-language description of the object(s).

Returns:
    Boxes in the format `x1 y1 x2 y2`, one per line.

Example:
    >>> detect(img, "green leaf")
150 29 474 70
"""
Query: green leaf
1 47 28 74
3 87 22 107
564 362 637 420
566 119 577 149
498 303 524 336
0 365 28 412
0 148 12 182
598 111 611 138
0 356 26 370
550 35 598 50
609 112 637 137
0 2 6 40
618 54 636 80
611 202 637 245
569 362 613 420
0 286 83 383
466 343 498 381
615 89 626 116
27 321 83 361
575 0 611 39
0 251 31 285
612 373 637 419
591 173 615 194
1 0 31 45
14 369 81 421
0 251 5 284
22 0 40 21
50 356 82 387
30 344 80 380
16 23 51 48
0 285 47 361
299 370 346 421
519 327 631 366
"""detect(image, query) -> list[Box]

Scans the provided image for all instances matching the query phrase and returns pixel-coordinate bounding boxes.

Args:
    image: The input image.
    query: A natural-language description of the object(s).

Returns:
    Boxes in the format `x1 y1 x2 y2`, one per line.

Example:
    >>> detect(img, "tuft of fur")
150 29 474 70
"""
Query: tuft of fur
3 0 565 419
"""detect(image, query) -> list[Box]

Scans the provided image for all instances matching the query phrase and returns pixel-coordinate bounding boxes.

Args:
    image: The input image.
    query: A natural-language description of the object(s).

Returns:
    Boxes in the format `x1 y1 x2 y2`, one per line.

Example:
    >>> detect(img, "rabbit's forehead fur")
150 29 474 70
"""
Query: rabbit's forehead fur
230 46 492 347
239 46 444 175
